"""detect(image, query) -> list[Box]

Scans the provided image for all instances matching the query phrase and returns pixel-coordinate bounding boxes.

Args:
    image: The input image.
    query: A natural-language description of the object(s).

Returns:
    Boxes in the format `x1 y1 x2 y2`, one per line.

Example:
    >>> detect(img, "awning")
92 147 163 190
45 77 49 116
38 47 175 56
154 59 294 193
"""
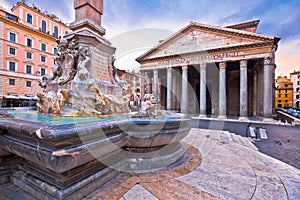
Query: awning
19 95 32 100
32 96 39 100
4 95 19 99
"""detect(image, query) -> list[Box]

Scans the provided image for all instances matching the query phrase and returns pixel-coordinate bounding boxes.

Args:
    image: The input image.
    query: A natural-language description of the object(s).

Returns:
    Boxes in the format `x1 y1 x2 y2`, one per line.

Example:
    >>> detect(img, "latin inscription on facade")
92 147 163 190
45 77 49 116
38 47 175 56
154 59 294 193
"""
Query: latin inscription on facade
158 51 239 66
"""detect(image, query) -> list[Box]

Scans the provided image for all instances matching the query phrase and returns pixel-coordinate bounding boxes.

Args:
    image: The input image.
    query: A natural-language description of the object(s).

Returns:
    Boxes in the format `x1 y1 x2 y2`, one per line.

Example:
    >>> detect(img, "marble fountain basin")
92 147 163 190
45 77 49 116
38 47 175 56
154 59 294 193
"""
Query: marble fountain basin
0 110 191 199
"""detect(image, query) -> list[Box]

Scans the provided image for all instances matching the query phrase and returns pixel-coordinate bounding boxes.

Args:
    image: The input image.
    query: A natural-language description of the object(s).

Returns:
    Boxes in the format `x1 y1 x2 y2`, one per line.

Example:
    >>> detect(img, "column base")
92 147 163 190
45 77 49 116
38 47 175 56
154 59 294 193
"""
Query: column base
180 108 188 114
198 114 207 118
218 115 227 120
238 116 249 121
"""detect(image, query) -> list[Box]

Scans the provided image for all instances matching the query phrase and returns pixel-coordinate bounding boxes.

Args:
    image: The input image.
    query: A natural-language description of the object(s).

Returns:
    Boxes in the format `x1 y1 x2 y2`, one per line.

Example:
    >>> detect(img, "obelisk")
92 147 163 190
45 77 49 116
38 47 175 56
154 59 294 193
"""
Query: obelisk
71 0 105 35
69 0 115 83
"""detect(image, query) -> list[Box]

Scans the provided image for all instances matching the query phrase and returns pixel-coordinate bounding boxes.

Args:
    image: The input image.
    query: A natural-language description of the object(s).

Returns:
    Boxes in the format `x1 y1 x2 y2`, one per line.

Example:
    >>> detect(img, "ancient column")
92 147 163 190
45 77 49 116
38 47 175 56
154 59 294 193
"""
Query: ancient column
141 71 145 101
263 56 274 118
172 72 177 109
253 70 257 116
177 76 181 110
145 73 151 94
218 62 227 118
239 60 248 119
199 63 207 117
181 66 188 113
153 69 159 104
167 67 173 110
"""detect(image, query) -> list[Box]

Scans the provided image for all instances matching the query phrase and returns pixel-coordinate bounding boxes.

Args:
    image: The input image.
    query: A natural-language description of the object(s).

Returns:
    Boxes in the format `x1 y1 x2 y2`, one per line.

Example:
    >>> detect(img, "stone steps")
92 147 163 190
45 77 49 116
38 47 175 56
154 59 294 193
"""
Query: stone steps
223 131 259 151
230 132 244 145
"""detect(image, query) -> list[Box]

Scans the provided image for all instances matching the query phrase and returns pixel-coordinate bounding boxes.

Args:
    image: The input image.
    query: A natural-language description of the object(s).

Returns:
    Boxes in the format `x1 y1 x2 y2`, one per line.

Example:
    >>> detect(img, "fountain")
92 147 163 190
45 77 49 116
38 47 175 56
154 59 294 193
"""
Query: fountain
0 0 196 199
36 37 131 117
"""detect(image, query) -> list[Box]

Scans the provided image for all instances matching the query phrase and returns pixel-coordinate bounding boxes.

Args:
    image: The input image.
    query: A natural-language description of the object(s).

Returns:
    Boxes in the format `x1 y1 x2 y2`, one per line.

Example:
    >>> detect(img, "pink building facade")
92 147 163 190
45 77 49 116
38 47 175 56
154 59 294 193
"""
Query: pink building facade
0 2 70 107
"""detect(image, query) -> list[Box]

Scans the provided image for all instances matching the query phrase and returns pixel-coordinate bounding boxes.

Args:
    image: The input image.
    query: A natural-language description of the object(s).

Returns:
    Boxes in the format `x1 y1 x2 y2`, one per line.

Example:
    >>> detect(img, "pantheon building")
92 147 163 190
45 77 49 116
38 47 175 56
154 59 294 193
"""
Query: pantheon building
136 20 280 119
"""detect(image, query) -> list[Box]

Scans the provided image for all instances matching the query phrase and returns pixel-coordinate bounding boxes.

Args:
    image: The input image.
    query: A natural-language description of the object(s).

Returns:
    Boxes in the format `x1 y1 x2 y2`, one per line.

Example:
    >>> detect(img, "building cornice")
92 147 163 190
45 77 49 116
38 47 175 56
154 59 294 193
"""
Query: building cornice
0 15 58 41
0 69 39 80
225 20 260 31
11 2 69 28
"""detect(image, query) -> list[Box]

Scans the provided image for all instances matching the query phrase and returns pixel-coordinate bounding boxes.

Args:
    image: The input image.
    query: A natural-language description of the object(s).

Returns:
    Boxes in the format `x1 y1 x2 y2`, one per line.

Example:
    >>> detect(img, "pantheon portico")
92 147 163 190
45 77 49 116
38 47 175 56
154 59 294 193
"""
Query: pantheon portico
136 20 280 118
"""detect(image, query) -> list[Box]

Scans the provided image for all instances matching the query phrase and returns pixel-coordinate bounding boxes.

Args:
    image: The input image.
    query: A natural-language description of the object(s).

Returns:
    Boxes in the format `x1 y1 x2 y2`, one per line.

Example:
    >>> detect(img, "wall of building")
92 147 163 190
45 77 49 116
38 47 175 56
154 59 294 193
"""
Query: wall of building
291 73 300 108
275 76 293 108
0 20 4 98
3 23 55 75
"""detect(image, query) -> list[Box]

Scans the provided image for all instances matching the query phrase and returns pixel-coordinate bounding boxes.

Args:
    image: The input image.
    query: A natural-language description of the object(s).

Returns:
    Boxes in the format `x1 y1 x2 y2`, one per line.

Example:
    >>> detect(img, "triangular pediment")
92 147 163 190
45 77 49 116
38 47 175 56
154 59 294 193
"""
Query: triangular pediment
137 22 279 61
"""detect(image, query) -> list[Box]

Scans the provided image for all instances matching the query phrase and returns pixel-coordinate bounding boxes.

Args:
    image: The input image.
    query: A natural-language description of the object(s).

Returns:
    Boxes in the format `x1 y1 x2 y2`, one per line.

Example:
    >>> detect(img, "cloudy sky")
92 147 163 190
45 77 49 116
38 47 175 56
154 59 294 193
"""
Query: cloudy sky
2 0 300 76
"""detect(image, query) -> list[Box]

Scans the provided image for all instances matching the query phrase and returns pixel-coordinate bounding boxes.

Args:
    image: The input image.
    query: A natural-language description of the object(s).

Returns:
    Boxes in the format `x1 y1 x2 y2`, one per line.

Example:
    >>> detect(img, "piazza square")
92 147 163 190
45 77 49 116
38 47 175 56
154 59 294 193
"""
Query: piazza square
0 0 299 199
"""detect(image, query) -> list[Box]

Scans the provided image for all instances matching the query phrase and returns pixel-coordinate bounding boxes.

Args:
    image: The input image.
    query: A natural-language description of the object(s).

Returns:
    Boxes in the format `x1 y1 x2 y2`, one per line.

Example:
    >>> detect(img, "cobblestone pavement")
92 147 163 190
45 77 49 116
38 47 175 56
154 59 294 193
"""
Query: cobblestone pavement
1 129 300 199
191 118 300 169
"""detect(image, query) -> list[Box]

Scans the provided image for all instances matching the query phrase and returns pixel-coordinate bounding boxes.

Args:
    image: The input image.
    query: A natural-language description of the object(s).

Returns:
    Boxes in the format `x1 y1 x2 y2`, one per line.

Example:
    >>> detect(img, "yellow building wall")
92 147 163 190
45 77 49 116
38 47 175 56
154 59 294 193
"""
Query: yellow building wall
275 89 293 108
275 76 293 108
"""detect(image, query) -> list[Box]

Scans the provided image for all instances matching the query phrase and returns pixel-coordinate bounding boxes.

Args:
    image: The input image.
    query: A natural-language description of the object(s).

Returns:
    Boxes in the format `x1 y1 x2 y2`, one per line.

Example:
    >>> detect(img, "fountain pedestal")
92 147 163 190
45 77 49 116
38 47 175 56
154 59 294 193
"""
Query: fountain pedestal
0 115 191 199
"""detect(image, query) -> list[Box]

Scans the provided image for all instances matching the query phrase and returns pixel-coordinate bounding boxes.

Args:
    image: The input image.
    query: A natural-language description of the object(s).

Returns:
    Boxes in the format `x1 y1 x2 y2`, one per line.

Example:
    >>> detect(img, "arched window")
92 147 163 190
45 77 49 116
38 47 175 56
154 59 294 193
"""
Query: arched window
41 20 47 33
54 26 59 38
27 13 33 24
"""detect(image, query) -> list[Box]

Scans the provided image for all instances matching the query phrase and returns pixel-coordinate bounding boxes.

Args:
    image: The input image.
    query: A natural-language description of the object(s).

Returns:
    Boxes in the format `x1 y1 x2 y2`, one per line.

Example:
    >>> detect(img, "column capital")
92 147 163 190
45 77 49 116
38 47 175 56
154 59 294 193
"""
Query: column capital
153 69 158 75
219 62 226 69
264 56 274 65
240 59 248 68
182 66 188 73
167 67 172 72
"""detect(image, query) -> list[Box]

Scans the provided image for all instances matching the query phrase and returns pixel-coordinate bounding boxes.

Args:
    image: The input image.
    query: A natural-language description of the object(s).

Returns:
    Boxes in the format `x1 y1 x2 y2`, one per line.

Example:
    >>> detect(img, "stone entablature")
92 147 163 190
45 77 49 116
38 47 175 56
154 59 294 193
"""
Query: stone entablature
139 47 274 70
